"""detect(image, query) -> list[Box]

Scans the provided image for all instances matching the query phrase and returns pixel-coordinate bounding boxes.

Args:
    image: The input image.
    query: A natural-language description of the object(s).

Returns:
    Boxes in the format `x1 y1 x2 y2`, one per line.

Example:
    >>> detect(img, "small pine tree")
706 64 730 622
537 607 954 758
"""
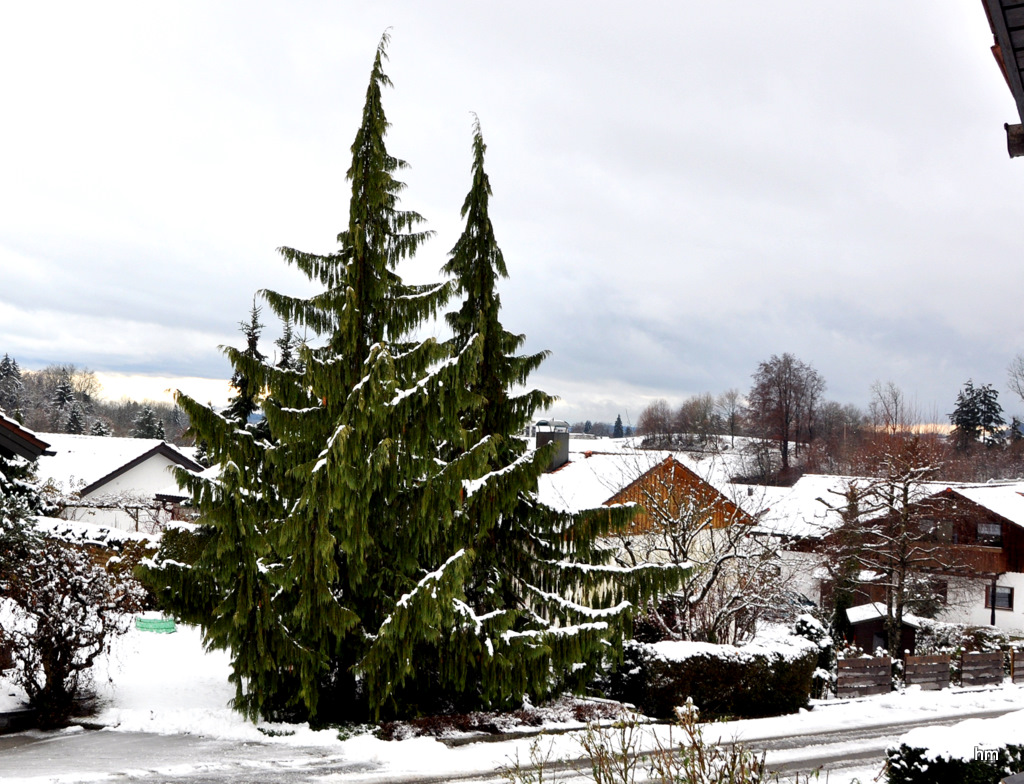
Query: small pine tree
950 380 1005 451
51 374 75 411
274 317 301 372
131 405 165 439
64 404 86 435
89 419 112 437
0 354 23 414
224 302 267 428
613 414 624 439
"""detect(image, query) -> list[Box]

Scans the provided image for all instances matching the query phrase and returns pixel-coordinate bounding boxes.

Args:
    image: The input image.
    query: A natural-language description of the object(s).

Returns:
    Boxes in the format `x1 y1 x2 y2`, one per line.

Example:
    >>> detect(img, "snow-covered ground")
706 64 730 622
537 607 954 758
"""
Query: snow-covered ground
2 620 1024 783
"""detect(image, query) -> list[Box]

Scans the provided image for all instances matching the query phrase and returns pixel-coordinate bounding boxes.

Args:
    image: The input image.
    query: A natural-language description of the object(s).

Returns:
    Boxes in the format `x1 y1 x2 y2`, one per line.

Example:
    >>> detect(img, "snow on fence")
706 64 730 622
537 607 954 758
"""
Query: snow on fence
960 651 1003 688
1014 650 1024 685
904 654 950 691
837 655 891 698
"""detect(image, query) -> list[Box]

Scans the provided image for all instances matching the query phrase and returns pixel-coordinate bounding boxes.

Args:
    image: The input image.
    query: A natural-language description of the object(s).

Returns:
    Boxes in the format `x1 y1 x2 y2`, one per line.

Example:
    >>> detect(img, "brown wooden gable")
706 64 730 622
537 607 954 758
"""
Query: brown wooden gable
923 488 1024 574
603 456 754 535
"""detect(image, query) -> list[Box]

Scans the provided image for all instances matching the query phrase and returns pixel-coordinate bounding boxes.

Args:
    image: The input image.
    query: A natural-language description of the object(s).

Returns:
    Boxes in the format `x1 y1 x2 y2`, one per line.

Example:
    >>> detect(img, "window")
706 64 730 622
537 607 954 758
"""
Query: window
985 585 1014 610
977 522 1003 547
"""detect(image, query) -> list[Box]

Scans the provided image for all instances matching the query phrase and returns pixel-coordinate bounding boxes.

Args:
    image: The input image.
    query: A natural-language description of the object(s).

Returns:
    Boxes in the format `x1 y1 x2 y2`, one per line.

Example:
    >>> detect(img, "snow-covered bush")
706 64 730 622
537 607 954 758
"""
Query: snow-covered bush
887 710 1024 784
792 613 834 699
606 628 817 719
2 539 146 727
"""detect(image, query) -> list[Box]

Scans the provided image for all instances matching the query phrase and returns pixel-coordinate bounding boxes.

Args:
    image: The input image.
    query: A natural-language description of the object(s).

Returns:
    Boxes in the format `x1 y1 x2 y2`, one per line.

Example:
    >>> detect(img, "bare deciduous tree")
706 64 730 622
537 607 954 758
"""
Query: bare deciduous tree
747 353 826 473
609 456 787 644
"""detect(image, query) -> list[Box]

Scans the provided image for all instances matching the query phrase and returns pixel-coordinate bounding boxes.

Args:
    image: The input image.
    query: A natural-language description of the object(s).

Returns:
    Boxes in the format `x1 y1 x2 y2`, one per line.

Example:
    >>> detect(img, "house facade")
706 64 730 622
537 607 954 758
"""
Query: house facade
757 474 1024 634
35 433 202 532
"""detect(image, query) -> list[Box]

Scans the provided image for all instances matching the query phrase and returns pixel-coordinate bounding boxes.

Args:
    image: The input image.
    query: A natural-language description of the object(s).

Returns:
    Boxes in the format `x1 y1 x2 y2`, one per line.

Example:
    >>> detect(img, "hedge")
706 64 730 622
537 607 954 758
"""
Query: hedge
607 633 817 720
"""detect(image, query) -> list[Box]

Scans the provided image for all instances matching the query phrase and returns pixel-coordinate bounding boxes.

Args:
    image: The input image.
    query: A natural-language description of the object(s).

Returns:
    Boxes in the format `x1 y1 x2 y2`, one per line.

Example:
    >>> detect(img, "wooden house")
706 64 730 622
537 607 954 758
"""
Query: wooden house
603 455 755 534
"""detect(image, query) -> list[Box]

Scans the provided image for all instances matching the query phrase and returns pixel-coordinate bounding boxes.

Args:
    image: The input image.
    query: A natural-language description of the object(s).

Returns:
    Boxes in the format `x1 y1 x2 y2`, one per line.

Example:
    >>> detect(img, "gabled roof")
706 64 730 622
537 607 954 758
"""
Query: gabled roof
0 412 51 461
931 482 1024 530
36 433 202 497
537 450 670 512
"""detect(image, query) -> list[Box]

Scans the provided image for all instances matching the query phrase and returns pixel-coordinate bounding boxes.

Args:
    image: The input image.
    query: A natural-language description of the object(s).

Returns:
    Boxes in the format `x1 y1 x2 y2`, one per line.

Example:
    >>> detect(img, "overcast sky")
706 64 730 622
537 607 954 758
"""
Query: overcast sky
2 2 1023 424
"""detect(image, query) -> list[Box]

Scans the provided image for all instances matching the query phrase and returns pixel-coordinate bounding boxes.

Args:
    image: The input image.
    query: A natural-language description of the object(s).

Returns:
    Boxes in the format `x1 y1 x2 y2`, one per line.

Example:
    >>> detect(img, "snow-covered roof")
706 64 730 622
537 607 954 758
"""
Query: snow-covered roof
941 482 1024 529
751 474 866 538
845 601 924 628
35 433 202 496
537 451 668 512
536 446 758 515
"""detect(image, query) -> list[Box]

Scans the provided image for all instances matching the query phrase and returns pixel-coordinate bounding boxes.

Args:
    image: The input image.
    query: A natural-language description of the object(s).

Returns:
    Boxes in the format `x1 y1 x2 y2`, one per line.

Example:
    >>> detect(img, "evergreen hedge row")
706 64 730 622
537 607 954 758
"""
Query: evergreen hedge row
608 638 817 720
886 743 1024 784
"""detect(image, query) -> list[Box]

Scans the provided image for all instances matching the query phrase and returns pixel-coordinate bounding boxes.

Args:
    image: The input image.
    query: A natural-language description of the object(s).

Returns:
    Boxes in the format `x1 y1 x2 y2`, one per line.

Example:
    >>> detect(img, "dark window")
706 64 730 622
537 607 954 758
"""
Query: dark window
977 522 1003 547
985 585 1014 610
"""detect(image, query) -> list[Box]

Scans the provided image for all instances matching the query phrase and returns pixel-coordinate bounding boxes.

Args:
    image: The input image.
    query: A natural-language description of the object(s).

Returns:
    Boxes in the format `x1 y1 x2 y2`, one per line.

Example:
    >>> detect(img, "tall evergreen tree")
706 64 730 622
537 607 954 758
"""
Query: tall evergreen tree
613 414 624 439
145 34 490 722
398 119 685 714
143 41 682 724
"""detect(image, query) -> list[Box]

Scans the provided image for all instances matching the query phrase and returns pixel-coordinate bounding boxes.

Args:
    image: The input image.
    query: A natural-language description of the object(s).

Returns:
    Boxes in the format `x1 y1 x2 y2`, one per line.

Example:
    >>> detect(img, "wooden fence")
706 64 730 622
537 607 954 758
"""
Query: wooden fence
961 651 1003 688
837 656 891 698
904 654 950 691
1012 650 1024 685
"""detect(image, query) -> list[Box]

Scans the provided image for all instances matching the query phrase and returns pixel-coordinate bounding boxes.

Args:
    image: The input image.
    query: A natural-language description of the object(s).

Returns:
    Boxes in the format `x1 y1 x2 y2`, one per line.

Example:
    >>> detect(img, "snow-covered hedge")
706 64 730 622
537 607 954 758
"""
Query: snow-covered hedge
886 710 1024 783
607 628 817 719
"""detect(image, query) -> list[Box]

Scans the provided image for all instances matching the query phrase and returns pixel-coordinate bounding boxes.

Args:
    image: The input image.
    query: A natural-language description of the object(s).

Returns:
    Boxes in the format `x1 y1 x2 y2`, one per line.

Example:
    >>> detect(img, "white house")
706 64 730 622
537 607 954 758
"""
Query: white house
35 433 203 532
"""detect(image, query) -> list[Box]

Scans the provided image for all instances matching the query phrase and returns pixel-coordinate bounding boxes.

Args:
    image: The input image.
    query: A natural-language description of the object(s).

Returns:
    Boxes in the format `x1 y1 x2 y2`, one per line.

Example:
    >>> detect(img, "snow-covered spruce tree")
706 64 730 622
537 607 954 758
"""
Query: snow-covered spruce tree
383 121 687 714
131 405 165 439
144 34 491 722
137 307 288 716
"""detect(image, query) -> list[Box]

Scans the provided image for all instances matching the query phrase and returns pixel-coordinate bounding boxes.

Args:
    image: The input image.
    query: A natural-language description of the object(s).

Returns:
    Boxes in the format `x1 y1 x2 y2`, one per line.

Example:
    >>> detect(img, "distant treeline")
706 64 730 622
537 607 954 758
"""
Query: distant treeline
0 355 190 445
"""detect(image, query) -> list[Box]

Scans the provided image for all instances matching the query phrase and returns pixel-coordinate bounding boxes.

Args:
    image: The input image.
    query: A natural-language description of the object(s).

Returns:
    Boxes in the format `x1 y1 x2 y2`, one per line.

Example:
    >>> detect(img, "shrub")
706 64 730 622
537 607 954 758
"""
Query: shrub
607 632 816 720
886 743 1024 784
3 539 146 727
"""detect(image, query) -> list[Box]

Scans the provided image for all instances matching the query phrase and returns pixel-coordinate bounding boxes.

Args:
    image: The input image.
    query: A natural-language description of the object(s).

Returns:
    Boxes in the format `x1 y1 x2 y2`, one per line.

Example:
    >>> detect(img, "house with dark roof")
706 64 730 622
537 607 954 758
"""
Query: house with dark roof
757 474 1024 634
35 433 202 532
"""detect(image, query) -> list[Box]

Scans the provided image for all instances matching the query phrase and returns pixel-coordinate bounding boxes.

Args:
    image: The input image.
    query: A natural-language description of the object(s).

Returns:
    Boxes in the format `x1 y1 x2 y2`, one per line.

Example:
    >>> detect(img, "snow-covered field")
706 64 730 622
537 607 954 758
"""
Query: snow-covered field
2 620 1024 783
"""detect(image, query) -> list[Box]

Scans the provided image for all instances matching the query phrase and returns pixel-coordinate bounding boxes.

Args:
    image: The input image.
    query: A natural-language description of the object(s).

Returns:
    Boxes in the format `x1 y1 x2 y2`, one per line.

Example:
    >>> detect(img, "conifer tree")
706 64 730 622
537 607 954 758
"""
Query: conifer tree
51 373 75 411
131 405 165 439
394 120 686 713
64 404 86 435
89 419 112 437
613 414 624 439
146 33 492 722
223 302 266 428
0 354 23 415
